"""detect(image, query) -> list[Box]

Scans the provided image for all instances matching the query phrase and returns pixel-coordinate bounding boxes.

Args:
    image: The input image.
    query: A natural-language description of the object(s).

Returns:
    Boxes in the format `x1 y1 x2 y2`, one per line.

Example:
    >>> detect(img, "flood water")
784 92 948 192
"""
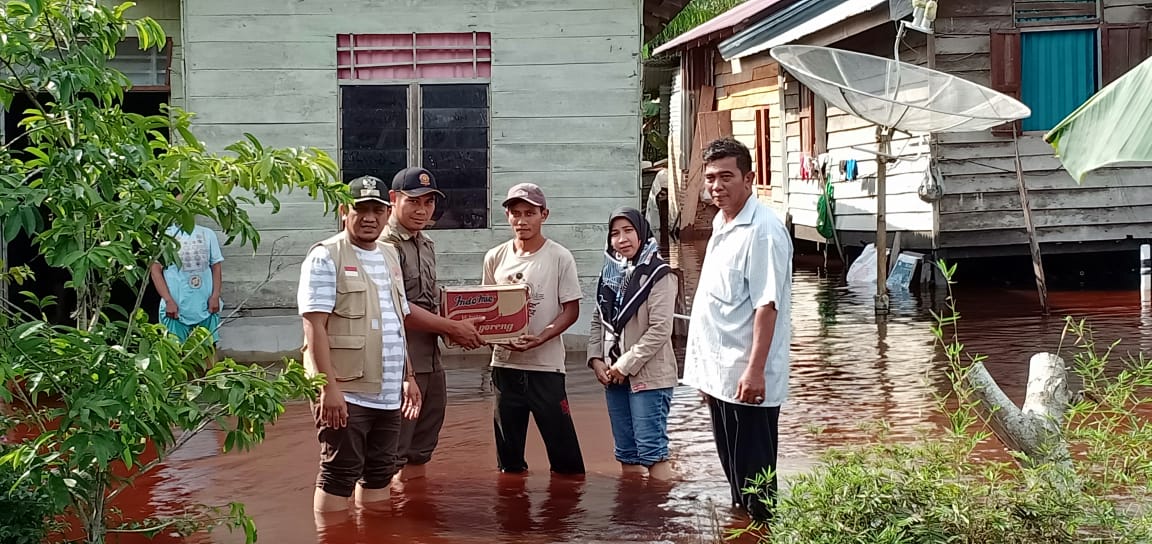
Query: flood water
104 241 1152 544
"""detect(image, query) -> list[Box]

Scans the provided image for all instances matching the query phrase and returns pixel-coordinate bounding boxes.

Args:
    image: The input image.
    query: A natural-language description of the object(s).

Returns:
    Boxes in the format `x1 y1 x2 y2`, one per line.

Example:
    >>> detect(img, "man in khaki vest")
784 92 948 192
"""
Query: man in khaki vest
298 175 422 513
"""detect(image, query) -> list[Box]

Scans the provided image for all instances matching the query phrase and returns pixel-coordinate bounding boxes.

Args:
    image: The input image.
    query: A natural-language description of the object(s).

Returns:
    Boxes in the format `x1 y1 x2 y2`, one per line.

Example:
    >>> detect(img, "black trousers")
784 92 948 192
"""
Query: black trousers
707 396 780 522
491 367 585 474
397 369 447 466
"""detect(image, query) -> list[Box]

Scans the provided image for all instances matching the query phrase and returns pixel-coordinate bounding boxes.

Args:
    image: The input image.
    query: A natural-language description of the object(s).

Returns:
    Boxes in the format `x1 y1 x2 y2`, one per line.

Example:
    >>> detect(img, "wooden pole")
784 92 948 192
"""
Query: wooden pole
1012 131 1050 315
875 127 890 314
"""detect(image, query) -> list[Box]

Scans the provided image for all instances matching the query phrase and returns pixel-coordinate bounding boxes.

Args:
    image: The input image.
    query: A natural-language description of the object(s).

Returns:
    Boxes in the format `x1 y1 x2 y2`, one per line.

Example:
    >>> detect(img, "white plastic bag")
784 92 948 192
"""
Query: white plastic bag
646 170 665 234
847 243 879 285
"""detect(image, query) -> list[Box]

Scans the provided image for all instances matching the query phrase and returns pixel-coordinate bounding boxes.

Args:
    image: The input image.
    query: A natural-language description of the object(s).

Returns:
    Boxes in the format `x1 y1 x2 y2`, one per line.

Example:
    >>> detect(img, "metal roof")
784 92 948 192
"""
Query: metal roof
652 0 790 56
718 0 888 60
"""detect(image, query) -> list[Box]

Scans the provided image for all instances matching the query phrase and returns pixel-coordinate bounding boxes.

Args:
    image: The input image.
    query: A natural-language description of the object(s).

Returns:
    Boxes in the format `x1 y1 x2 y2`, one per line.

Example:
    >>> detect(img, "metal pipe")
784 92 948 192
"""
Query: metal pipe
1142 244 1151 302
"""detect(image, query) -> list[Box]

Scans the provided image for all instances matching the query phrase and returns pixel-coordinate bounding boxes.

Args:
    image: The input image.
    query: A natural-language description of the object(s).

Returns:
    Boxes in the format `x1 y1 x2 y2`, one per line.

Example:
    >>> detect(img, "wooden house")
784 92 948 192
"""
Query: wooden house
0 0 690 360
659 0 1152 264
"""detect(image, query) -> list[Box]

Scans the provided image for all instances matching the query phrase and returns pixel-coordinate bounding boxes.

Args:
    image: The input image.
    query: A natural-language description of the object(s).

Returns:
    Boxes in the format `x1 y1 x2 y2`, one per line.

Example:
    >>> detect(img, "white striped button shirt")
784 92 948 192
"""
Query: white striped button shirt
297 245 410 410
683 196 792 407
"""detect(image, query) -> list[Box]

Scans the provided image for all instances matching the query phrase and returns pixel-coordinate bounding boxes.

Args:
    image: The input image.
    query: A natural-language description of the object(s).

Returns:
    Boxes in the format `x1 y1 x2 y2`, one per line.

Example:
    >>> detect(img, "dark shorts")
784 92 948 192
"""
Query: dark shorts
312 402 401 498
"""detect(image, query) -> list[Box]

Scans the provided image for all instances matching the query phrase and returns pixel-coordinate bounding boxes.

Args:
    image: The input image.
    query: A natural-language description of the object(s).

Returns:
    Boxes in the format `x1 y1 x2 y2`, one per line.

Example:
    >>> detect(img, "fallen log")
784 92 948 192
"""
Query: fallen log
966 353 1077 484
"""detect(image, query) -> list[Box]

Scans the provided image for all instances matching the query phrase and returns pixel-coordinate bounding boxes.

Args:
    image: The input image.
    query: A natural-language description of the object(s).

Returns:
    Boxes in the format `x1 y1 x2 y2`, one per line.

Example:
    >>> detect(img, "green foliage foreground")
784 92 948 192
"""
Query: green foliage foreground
0 447 56 544
0 1 349 542
735 262 1152 544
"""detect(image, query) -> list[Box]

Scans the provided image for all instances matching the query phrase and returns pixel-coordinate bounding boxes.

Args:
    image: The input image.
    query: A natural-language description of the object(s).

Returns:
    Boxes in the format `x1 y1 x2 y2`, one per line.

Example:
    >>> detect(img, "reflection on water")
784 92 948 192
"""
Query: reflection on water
104 241 1152 544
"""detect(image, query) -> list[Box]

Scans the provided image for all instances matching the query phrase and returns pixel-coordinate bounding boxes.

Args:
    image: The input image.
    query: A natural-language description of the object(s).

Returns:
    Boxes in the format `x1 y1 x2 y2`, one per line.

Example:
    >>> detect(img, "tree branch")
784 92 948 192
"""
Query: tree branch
1 122 68 151
105 518 183 534
43 15 71 64
967 353 1078 491
105 413 220 503
0 58 49 127
220 235 289 326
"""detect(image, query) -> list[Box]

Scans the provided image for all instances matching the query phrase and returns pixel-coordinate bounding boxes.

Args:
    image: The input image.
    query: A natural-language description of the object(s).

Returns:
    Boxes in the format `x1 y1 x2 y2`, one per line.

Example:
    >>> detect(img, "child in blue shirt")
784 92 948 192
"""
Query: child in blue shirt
150 222 224 346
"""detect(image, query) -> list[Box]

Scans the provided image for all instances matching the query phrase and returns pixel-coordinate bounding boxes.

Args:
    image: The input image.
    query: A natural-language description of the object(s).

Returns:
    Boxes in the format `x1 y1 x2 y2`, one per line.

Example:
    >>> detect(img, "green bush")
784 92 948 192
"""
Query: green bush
732 261 1152 544
0 452 55 544
0 2 345 542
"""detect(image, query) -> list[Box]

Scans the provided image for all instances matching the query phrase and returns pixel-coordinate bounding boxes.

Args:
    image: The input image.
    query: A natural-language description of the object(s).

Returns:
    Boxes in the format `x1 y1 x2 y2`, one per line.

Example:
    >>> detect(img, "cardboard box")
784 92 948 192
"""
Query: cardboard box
440 284 530 345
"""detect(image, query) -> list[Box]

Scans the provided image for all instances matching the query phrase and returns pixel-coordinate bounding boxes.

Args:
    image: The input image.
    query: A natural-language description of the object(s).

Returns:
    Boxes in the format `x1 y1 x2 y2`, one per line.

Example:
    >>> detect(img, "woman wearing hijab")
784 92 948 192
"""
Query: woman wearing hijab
588 207 678 480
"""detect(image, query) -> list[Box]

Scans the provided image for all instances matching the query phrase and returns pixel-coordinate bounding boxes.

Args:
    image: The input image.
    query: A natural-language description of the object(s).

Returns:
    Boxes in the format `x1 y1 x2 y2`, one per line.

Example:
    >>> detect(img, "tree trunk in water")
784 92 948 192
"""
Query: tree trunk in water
86 479 107 544
966 353 1077 485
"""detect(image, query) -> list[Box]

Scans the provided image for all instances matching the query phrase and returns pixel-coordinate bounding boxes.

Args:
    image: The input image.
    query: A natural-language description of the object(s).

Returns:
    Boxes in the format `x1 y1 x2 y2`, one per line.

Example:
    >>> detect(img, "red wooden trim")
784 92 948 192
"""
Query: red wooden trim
799 86 815 155
336 32 492 80
1101 22 1149 85
989 28 1022 137
753 107 771 186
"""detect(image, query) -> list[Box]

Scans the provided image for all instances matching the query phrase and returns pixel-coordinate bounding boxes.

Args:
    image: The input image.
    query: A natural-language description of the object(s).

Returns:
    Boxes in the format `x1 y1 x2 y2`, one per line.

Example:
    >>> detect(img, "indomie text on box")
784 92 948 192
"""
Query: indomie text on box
440 284 530 346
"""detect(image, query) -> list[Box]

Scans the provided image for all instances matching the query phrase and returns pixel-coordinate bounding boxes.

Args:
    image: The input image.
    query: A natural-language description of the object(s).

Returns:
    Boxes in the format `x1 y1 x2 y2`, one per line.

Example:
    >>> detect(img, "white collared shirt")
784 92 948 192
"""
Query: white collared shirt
683 196 792 407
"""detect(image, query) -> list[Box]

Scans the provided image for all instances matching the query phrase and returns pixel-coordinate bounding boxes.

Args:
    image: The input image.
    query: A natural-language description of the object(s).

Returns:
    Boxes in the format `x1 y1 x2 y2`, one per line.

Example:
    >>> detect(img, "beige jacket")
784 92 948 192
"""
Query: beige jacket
587 273 678 392
301 232 408 394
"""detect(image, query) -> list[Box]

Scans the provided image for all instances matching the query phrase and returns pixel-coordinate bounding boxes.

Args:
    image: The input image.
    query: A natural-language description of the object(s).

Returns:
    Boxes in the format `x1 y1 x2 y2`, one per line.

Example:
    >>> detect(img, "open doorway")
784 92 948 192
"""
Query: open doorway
3 90 170 325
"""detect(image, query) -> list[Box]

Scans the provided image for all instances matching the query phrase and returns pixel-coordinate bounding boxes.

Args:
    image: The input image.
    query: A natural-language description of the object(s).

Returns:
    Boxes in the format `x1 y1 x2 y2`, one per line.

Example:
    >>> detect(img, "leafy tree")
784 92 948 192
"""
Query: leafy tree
644 0 748 57
0 1 349 542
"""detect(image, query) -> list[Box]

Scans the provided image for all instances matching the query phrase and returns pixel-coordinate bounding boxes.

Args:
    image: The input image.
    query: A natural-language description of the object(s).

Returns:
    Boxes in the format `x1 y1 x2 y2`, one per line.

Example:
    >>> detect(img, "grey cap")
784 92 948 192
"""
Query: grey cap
501 182 547 209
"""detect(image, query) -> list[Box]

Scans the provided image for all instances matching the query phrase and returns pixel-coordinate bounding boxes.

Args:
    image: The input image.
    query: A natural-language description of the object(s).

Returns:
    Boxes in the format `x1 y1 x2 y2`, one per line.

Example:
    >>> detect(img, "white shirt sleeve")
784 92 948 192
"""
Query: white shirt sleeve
297 246 337 314
746 230 780 310
557 248 583 304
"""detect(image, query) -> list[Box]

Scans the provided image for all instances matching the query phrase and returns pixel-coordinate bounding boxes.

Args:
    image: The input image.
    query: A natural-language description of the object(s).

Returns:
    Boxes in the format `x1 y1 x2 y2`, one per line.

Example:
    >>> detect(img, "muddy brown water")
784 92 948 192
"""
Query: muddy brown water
102 242 1152 544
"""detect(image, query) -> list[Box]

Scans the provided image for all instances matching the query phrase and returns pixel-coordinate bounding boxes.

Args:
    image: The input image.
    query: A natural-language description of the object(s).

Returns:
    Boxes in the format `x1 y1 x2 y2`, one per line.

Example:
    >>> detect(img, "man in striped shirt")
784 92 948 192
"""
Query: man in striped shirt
298 175 421 514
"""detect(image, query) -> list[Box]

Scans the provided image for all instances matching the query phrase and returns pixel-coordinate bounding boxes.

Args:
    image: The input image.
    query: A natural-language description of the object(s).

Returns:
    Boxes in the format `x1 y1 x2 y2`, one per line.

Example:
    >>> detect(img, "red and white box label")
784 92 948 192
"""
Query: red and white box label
440 284 530 345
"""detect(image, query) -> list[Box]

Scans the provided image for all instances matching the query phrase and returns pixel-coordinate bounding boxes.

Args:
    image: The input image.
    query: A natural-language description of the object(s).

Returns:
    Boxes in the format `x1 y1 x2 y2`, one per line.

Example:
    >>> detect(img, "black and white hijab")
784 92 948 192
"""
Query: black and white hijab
596 207 670 363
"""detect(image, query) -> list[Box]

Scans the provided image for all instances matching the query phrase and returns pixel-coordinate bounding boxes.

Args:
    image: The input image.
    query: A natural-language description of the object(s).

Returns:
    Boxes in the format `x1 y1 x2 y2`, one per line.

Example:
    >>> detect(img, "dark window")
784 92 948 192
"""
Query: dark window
421 84 489 230
340 85 408 183
338 84 490 230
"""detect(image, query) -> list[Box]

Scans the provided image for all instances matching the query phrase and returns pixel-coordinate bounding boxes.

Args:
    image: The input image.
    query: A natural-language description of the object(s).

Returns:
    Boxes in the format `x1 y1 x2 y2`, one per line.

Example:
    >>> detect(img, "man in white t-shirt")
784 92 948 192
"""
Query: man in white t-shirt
482 183 585 475
683 138 793 522
298 175 422 514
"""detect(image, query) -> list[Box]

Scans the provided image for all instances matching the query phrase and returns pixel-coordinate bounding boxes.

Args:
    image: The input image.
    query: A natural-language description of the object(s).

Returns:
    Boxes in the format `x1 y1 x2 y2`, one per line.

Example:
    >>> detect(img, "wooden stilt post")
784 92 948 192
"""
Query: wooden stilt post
1012 131 1049 315
875 126 891 314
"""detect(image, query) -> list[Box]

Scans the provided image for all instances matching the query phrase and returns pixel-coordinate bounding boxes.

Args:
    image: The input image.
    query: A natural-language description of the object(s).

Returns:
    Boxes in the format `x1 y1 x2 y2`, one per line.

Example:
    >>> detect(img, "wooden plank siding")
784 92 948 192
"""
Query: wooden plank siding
932 0 1152 255
181 0 643 336
714 52 785 214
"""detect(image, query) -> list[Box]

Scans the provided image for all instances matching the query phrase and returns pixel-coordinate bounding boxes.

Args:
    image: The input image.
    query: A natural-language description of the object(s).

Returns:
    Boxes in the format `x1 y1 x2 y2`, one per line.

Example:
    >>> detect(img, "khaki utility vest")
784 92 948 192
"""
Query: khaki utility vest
301 232 407 394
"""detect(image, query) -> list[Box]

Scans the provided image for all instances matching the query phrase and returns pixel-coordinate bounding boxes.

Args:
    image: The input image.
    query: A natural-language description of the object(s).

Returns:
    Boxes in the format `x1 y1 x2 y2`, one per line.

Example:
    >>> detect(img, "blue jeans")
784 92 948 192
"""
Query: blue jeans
605 381 673 466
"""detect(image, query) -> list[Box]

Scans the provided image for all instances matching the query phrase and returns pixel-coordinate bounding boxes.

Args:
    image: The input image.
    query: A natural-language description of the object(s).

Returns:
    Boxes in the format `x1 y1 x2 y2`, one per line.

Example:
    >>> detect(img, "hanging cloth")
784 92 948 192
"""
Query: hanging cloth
816 180 836 240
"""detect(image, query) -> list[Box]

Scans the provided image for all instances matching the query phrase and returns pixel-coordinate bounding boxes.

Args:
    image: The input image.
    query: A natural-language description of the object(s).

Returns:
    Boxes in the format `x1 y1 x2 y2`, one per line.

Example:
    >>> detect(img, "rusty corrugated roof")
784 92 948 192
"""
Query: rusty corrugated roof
652 0 790 56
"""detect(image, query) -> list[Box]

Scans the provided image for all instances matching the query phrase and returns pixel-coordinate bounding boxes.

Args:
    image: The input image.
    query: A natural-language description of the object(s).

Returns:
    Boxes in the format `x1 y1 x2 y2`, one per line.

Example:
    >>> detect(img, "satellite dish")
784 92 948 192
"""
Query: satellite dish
770 45 1031 134
771 44 1031 314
